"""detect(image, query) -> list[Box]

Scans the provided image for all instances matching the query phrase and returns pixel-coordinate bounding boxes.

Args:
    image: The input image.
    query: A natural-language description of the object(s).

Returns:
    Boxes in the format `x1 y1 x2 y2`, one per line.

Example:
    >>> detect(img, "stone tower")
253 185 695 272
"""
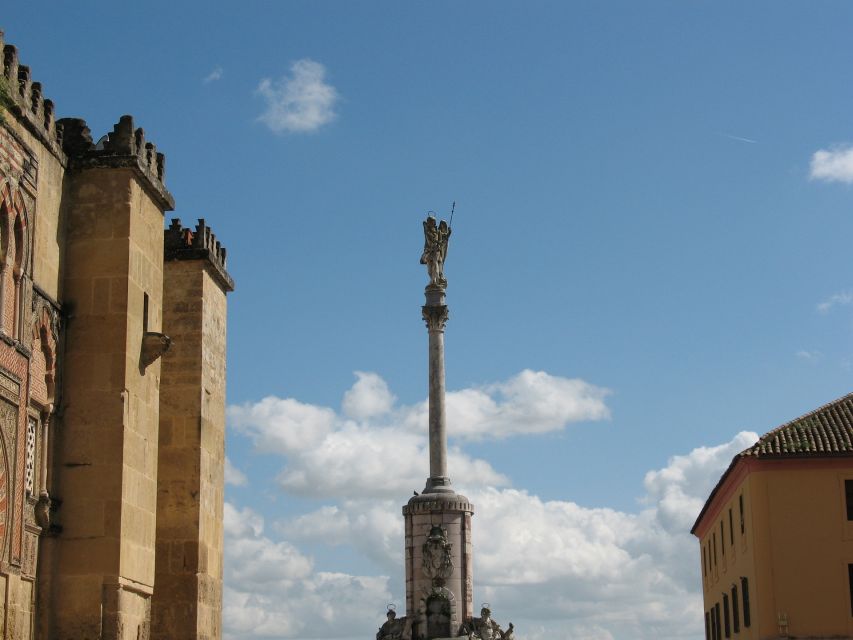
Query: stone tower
50 115 174 640
403 215 474 640
151 219 234 640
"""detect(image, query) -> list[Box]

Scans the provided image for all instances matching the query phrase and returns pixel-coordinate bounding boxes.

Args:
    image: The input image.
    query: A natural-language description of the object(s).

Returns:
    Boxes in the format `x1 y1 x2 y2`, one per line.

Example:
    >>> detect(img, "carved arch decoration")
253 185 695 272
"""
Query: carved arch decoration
31 305 58 406
414 586 459 640
0 401 15 565
0 180 30 339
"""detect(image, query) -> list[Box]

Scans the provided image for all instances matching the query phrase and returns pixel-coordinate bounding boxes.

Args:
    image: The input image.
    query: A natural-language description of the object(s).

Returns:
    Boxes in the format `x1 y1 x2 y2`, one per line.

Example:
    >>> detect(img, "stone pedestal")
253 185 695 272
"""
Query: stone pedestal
403 493 474 640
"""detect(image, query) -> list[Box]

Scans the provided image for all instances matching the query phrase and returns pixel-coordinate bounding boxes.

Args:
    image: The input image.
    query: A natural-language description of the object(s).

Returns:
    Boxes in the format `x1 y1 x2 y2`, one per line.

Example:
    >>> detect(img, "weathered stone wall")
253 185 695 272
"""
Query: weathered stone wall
52 165 164 640
152 242 229 640
2 34 66 310
0 31 231 640
0 73 62 636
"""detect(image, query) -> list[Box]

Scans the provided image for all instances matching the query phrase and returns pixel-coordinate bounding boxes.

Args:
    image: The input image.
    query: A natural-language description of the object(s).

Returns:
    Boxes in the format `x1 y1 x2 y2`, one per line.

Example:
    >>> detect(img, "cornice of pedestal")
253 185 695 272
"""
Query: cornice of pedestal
403 491 474 516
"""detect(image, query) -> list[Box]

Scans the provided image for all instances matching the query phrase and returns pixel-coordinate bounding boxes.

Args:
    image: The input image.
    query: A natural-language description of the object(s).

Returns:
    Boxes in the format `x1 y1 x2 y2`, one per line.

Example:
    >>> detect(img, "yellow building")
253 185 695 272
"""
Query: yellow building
692 392 853 640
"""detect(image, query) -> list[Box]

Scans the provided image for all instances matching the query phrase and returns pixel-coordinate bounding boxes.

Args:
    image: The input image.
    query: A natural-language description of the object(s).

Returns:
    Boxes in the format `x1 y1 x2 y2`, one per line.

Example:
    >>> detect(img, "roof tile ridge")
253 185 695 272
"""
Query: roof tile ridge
745 391 853 455
823 406 840 451
840 402 853 450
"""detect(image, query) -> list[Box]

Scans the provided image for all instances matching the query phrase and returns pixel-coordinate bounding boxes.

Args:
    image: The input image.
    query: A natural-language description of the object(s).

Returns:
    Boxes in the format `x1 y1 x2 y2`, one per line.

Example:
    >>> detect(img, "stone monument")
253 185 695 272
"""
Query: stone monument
380 213 513 640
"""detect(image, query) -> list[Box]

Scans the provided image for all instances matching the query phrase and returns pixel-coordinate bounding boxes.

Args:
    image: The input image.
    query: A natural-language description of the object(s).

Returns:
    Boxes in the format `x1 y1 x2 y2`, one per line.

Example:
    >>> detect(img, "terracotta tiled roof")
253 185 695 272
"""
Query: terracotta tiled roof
691 391 853 535
738 392 853 459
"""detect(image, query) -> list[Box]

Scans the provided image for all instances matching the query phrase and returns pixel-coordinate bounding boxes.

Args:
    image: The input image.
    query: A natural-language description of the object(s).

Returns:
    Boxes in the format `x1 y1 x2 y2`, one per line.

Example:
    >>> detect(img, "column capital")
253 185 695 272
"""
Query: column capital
422 305 449 332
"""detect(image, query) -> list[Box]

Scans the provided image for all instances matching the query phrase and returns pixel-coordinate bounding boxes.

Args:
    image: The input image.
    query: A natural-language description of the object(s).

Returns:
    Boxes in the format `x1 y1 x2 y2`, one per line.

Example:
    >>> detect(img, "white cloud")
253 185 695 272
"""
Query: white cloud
817 291 853 314
256 59 338 134
225 457 248 486
275 424 507 499
642 431 757 534
796 349 823 363
224 502 264 539
223 502 391 640
229 395 337 454
225 407 756 640
810 145 853 183
451 369 611 439
203 66 223 84
401 369 610 441
228 370 608 499
279 499 403 570
342 371 395 419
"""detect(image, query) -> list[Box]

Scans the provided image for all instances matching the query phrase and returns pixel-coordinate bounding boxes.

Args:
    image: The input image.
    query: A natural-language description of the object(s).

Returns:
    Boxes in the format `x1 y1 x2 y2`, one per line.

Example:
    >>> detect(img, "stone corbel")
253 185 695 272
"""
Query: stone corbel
140 331 171 369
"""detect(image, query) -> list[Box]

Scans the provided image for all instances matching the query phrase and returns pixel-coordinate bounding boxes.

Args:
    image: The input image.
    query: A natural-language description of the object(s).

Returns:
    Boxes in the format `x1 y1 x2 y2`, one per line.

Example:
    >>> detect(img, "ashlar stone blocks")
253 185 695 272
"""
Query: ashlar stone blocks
152 227 231 640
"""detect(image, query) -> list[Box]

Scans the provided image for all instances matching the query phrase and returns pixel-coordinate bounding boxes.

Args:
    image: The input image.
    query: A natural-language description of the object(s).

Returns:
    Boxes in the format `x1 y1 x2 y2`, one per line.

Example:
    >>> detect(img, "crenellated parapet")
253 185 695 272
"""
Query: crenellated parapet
1 31 62 159
164 218 235 292
57 114 174 211
1 31 174 210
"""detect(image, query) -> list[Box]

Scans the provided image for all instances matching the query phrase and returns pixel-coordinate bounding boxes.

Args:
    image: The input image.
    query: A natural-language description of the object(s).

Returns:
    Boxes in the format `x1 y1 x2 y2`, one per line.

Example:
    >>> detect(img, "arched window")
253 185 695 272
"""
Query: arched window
12 213 24 339
31 307 57 500
0 195 10 335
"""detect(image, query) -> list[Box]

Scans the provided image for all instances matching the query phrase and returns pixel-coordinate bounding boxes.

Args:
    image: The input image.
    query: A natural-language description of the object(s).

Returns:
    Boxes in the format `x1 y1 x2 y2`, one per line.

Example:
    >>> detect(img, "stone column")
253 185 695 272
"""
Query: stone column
422 285 451 493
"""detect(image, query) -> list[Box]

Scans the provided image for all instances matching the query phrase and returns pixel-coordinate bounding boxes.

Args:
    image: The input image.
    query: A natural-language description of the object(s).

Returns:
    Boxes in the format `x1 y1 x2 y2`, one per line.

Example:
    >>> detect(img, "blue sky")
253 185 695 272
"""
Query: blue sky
6 2 853 638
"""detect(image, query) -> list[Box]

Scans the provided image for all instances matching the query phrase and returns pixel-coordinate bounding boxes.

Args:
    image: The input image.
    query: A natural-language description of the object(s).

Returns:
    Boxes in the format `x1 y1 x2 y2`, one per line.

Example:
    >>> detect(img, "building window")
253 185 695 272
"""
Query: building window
715 602 722 640
721 521 725 556
703 546 707 576
24 416 36 497
729 508 734 546
741 577 751 627
739 494 745 534
732 585 740 632
846 480 853 521
723 594 731 638
713 533 718 565
848 564 853 616
705 611 711 640
143 292 150 333
710 608 716 640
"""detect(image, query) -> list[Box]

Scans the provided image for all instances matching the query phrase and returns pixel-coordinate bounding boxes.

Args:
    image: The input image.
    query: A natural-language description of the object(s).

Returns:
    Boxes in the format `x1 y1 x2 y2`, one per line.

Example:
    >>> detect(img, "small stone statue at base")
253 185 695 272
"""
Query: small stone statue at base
377 608 408 640
461 606 513 640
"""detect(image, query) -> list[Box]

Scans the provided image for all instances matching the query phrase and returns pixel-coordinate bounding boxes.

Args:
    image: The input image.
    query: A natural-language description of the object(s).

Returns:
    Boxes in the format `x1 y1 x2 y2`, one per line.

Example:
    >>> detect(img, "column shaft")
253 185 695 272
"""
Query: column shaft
428 329 447 479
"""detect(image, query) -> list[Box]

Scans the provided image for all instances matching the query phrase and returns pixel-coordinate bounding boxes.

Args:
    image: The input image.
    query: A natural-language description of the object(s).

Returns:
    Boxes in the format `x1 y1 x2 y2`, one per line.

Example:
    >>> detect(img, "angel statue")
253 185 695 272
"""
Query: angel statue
420 214 451 287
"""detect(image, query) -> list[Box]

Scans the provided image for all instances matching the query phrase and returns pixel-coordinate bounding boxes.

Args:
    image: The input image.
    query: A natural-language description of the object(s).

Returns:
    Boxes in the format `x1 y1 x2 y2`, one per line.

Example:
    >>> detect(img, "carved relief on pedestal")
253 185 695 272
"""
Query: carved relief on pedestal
421 525 453 587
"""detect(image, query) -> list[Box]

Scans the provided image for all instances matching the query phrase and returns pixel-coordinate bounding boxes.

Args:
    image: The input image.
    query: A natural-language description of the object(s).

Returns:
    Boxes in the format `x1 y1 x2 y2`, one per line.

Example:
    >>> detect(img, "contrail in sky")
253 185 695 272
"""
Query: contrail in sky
720 132 758 144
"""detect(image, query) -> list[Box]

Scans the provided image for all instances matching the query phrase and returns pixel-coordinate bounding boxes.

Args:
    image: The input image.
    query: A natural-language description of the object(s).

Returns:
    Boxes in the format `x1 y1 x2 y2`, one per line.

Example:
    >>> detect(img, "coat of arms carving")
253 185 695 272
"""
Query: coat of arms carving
422 525 453 586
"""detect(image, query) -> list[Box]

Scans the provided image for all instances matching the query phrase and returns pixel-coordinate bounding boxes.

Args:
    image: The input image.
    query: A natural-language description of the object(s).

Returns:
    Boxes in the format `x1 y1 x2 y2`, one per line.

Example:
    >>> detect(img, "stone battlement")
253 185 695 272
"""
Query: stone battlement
164 218 235 292
57 115 175 210
1 31 174 210
1 31 63 159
